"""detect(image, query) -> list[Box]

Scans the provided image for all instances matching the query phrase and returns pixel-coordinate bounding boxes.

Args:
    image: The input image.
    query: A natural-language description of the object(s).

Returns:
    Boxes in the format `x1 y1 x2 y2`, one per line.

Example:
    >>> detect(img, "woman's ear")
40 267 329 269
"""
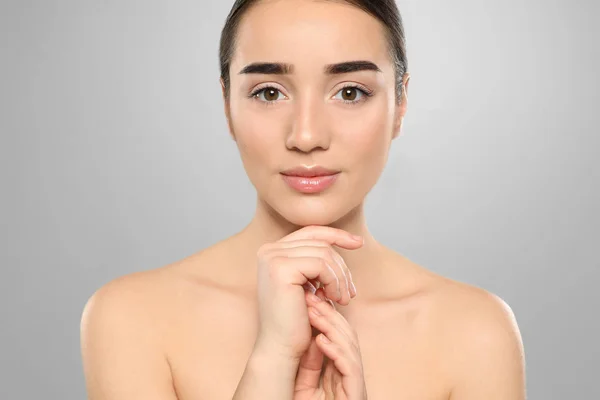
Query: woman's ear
220 77 236 141
392 73 410 139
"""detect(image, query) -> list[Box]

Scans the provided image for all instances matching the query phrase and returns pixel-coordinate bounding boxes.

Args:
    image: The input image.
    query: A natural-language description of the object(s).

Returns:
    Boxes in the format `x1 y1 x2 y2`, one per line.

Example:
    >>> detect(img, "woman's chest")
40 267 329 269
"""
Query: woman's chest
165 305 451 400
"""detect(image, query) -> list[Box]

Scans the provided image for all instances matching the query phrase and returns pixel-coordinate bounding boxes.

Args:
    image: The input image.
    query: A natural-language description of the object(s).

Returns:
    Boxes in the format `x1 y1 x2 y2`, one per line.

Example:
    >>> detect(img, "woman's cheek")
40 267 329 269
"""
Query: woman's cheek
233 110 286 180
340 108 391 157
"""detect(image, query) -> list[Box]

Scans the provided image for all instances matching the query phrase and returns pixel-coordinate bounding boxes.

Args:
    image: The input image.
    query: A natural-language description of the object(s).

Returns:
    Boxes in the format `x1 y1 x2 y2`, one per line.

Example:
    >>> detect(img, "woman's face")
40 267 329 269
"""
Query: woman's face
223 0 408 227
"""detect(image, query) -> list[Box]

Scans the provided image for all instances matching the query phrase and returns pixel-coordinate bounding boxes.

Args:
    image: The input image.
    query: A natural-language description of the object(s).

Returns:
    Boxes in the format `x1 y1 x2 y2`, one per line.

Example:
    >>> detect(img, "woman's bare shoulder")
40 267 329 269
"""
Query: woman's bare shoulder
381 248 519 324
418 265 521 340
79 245 240 399
391 254 525 396
390 252 521 337
81 237 247 326
82 247 228 313
80 265 184 342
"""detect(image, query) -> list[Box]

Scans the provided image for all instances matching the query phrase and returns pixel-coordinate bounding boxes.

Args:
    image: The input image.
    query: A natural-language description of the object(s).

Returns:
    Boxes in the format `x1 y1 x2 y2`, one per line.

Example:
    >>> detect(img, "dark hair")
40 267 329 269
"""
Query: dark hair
219 0 408 103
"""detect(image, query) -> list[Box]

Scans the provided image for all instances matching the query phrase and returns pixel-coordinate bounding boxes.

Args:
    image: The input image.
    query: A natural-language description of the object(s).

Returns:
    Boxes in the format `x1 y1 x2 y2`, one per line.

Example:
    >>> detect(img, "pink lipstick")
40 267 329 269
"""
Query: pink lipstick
280 166 340 194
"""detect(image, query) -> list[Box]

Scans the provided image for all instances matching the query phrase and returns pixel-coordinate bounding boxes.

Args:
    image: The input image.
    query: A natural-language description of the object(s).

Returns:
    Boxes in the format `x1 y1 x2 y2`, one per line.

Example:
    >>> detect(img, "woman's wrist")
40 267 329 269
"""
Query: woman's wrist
232 341 299 400
250 337 300 376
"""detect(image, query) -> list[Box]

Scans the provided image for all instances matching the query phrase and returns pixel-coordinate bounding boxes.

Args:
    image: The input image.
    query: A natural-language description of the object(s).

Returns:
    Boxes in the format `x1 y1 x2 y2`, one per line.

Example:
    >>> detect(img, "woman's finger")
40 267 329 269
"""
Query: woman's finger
315 286 335 308
302 280 318 295
316 333 367 400
306 300 367 399
268 256 341 301
267 239 354 298
307 292 358 349
306 296 363 376
277 225 364 251
294 336 323 392
265 245 352 304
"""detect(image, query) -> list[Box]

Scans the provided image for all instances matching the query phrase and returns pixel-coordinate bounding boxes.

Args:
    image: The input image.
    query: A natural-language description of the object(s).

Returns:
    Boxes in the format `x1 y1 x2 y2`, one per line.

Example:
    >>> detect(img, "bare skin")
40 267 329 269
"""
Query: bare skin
81 1 525 398
81 222 525 399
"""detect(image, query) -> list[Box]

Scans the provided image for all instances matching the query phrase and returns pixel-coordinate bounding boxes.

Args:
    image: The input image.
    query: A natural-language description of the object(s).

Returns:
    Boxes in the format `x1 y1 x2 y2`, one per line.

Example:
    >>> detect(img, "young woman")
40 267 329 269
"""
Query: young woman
81 1 526 399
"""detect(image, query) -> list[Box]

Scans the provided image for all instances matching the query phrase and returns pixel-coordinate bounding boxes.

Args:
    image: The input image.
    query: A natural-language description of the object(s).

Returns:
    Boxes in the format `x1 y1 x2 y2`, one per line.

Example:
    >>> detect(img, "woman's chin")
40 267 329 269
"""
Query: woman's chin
272 200 354 228
284 214 338 228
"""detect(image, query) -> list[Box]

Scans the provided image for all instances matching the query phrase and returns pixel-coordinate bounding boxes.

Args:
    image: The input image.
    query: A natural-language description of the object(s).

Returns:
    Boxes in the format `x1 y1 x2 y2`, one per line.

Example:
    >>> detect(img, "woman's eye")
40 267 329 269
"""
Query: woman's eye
254 87 284 102
334 87 365 102
251 86 369 104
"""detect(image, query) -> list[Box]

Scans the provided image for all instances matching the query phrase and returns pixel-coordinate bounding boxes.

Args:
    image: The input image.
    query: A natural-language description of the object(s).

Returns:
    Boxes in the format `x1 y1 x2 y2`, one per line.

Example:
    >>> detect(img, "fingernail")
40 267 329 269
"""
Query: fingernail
351 234 363 242
310 307 321 317
320 334 331 344
310 293 322 302
350 282 357 296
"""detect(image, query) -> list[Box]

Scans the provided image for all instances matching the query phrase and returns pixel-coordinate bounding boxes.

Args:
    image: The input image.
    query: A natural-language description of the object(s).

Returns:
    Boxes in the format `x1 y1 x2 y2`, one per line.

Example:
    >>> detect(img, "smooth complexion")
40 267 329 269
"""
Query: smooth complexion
81 1 526 399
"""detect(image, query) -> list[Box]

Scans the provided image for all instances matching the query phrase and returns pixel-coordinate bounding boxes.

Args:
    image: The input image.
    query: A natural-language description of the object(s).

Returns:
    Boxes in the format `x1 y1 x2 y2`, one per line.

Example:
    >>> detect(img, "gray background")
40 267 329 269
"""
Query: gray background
1 0 598 399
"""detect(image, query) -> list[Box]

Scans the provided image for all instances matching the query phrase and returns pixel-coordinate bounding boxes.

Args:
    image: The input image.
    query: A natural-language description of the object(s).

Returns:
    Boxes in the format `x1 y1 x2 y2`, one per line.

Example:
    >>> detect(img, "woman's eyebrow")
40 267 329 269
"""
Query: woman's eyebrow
238 60 381 75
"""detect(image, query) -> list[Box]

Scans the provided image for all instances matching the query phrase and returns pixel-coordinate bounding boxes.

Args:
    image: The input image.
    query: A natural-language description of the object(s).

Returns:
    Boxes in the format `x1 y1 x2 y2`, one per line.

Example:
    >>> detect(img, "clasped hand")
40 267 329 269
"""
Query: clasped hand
294 286 368 400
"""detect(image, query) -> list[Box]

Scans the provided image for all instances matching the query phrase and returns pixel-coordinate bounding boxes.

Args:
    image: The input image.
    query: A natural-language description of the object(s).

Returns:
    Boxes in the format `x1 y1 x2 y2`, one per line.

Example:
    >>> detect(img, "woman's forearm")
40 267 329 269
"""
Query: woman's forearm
232 344 299 400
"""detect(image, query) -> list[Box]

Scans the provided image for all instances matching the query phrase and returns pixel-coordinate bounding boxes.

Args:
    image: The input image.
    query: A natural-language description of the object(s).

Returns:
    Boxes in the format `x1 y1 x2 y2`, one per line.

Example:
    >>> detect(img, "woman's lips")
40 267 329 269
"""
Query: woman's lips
281 173 340 194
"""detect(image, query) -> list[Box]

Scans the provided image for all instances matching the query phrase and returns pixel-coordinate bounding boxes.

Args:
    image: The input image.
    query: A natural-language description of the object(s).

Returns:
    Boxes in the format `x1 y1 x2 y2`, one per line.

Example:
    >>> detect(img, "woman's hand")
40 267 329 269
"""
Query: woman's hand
253 226 361 362
294 288 368 400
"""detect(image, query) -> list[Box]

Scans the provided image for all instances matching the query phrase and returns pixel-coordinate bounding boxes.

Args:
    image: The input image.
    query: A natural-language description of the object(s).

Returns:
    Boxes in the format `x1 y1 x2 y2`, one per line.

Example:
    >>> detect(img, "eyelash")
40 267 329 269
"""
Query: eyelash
248 84 374 107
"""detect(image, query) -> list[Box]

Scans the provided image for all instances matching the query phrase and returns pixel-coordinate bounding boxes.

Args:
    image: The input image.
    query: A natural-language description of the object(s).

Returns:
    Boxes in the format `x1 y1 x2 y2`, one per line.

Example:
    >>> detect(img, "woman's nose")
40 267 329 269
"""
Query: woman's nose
285 97 331 153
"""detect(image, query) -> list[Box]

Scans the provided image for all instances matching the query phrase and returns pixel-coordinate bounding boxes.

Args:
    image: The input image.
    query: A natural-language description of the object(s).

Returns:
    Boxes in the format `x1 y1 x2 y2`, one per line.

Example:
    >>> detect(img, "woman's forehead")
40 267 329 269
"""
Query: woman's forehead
232 0 391 71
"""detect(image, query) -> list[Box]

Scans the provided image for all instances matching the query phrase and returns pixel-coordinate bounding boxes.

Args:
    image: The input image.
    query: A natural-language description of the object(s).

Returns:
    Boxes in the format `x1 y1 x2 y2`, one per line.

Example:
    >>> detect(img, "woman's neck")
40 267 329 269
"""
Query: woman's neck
234 196 386 274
